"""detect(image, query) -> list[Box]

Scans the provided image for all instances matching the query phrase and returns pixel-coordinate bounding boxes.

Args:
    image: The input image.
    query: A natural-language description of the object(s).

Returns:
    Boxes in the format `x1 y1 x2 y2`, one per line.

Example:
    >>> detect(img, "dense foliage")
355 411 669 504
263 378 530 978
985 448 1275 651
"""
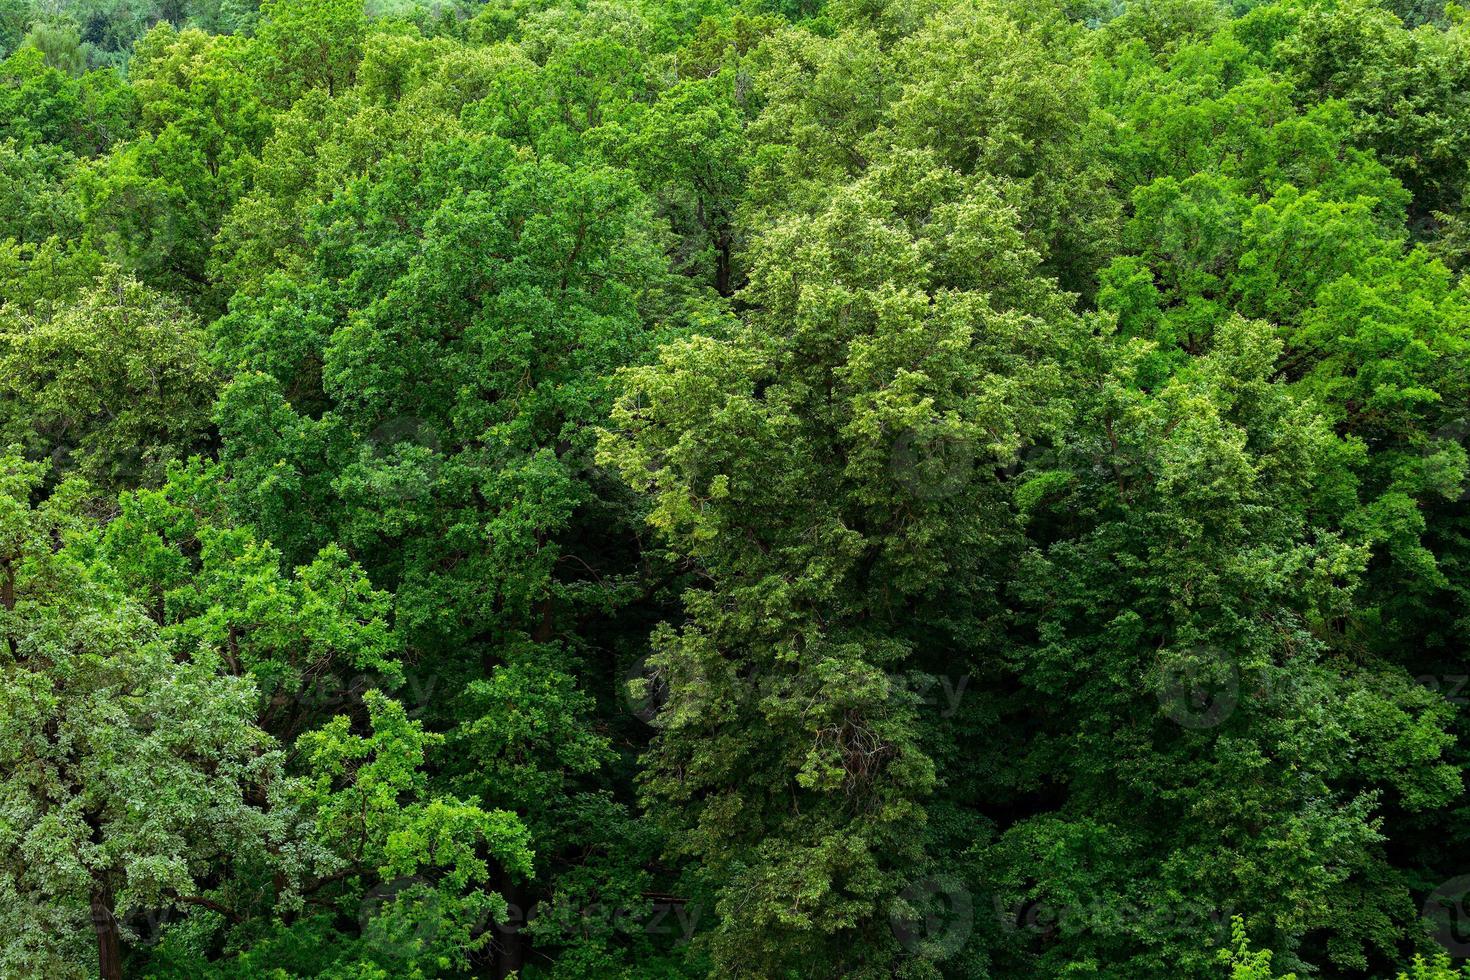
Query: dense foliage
1 0 1468 976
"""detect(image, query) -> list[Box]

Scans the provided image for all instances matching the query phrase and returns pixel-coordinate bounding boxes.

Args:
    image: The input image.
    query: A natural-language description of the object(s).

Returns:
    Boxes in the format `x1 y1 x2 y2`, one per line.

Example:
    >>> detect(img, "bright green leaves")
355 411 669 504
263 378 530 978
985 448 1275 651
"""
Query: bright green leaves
744 0 1118 291
98 466 402 735
0 268 217 491
216 130 673 650
1094 11 1412 342
0 46 133 321
253 0 368 105
591 76 749 292
0 45 136 155
1233 185 1405 323
78 25 267 302
1275 0 1470 218
887 0 1117 287
1096 2 1470 668
602 141 1082 976
998 318 1456 976
0 138 82 244
299 688 533 881
0 453 288 980
3 1 1470 977
200 55 688 971
1292 250 1469 440
288 690 533 977
1220 916 1470 980
1219 916 1300 979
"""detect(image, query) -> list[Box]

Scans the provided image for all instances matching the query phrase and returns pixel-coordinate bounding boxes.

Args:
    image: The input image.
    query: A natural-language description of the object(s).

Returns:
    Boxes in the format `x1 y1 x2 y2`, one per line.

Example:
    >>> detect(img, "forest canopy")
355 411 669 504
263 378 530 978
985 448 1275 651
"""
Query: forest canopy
1 0 1469 977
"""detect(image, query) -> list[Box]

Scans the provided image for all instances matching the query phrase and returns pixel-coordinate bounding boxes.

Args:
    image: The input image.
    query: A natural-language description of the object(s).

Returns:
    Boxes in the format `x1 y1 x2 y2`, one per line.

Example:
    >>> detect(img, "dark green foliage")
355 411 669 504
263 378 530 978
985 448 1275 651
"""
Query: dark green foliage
2 0 1470 977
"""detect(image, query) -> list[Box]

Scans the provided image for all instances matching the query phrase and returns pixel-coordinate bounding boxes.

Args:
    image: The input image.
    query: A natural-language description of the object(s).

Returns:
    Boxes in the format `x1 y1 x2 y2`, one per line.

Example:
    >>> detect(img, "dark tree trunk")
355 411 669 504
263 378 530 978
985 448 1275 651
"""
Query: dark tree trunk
92 887 123 980
493 870 531 980
2 558 15 657
715 230 733 297
532 596 555 644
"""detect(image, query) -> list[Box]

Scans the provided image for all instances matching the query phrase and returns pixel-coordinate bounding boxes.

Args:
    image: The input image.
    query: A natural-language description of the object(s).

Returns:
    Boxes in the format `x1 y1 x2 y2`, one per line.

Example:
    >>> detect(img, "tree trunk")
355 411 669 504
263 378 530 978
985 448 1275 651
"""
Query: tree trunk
715 230 733 297
493 869 531 980
91 887 123 980
532 596 554 645
2 558 15 657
